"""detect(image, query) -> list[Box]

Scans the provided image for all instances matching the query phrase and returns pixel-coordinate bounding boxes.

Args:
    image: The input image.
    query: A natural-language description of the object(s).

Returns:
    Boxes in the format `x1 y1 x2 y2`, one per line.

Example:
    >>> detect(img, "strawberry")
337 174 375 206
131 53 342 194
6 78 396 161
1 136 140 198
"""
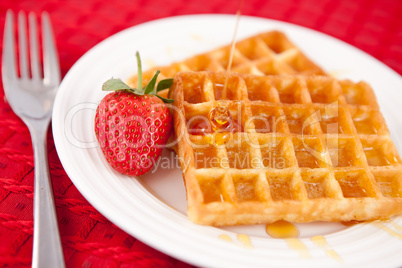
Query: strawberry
95 52 174 176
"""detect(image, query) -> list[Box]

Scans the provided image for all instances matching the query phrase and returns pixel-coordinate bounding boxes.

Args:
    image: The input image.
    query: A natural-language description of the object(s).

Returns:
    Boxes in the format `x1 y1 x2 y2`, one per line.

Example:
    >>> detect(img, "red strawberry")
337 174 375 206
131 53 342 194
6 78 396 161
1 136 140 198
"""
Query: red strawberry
95 52 174 176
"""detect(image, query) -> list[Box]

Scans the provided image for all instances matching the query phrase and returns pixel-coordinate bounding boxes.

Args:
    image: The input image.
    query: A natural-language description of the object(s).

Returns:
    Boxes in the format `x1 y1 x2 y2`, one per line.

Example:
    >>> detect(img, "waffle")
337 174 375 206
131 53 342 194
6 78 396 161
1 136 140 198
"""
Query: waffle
171 71 402 226
127 31 326 99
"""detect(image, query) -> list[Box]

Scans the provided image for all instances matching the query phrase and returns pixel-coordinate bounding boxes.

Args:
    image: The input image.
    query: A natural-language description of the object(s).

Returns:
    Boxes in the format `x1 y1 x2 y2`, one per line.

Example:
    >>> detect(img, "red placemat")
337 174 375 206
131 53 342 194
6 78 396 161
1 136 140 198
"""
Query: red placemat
0 0 401 267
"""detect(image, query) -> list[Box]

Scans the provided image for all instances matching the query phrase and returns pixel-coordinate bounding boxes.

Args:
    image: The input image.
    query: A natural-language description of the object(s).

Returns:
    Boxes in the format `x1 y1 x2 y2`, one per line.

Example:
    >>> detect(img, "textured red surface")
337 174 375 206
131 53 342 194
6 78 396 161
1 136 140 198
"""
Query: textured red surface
0 0 401 267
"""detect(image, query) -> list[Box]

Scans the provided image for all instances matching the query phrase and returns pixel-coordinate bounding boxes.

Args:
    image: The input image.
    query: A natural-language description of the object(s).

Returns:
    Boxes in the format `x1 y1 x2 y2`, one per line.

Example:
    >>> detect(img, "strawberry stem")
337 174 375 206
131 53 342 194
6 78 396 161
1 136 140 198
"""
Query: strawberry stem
136 51 143 91
101 52 174 103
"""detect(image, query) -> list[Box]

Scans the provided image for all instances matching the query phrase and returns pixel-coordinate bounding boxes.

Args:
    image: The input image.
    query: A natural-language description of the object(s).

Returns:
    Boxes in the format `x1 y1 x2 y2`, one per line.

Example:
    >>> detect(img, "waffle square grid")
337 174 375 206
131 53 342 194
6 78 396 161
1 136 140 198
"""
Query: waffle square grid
127 30 326 97
172 72 402 226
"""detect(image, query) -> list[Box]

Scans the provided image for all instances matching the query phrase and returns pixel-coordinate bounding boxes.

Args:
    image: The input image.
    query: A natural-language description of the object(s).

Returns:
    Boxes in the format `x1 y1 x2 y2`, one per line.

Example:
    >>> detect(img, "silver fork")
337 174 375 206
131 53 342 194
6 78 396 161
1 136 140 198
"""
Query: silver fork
2 10 65 267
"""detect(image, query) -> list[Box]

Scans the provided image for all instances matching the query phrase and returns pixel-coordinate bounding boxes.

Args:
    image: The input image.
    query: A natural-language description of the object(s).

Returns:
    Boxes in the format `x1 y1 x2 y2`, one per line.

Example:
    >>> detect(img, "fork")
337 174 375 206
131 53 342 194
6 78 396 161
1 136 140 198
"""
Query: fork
2 10 65 267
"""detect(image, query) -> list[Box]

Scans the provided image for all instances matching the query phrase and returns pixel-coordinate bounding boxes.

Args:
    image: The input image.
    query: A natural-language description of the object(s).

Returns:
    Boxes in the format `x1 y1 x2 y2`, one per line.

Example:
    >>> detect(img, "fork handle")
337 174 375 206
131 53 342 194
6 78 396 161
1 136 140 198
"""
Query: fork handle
30 124 65 268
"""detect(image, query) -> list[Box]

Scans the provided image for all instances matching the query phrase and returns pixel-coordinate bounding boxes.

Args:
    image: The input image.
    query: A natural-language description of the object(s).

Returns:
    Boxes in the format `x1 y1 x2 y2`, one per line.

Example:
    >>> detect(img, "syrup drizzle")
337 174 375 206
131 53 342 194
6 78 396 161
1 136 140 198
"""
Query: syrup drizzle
372 221 402 240
310 235 342 262
207 1 243 141
342 219 402 240
222 1 243 100
208 101 233 145
266 221 310 258
219 234 233 242
237 234 253 248
286 238 311 258
218 233 253 249
391 221 402 232
265 221 343 262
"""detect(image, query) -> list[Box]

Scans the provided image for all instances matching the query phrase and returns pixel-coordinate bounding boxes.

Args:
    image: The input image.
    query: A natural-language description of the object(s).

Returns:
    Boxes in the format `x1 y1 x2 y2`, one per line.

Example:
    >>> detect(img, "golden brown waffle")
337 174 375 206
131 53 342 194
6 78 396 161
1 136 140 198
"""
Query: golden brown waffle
127 30 326 98
172 71 402 226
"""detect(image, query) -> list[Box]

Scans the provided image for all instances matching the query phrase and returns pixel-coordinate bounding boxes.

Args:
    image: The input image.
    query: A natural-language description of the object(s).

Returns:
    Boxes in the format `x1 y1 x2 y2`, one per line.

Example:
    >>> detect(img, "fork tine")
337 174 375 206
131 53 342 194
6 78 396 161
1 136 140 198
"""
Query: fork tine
28 12 42 81
2 10 17 82
18 11 29 80
41 12 60 86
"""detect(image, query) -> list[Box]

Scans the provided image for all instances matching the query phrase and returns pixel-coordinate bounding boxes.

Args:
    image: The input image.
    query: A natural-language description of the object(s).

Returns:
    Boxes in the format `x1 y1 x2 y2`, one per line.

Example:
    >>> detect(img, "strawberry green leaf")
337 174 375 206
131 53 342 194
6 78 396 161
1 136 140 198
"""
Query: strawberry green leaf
156 95 174 103
130 87 145 95
102 78 144 95
102 78 132 91
157 78 173 92
144 70 160 95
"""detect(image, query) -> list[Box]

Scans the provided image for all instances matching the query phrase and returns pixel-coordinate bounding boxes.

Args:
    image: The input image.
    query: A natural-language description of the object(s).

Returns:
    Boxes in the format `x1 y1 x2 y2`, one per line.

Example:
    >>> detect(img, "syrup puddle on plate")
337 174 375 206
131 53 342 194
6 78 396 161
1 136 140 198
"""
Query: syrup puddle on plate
266 220 299 238
217 218 402 263
265 220 342 262
220 220 345 262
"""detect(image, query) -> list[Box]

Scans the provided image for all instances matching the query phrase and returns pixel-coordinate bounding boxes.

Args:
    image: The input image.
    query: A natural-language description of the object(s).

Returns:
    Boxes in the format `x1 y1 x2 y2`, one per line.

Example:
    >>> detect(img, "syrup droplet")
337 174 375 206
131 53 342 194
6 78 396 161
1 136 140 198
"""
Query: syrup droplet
212 132 231 146
208 100 235 146
266 220 300 239
209 101 233 132
310 235 342 262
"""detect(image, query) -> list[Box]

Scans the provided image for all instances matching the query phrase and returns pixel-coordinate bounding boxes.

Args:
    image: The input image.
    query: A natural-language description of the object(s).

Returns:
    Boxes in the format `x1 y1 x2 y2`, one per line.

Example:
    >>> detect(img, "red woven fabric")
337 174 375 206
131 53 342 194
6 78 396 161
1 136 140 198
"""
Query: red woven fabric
0 0 401 267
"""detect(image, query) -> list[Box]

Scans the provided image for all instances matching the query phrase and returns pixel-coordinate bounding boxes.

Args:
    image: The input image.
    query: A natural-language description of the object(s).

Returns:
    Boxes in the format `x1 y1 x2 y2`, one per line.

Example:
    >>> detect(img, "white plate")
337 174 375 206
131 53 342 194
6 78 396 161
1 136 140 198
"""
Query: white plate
52 14 402 268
